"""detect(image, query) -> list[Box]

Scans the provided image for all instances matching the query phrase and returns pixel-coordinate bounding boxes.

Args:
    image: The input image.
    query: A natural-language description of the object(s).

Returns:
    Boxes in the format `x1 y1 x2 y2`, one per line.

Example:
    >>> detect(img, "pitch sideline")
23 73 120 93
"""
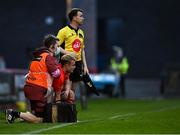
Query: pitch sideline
22 105 180 134
22 113 136 134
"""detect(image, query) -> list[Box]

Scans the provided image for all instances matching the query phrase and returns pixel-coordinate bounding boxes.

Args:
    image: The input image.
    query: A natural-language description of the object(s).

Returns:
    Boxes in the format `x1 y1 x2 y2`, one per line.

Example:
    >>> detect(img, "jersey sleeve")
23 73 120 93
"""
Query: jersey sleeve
56 28 66 47
45 55 59 75
52 76 61 92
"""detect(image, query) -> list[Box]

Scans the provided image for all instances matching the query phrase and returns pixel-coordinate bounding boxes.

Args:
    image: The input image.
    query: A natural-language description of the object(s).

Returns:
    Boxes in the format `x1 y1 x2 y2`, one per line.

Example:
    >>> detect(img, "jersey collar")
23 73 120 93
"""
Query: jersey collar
68 24 79 33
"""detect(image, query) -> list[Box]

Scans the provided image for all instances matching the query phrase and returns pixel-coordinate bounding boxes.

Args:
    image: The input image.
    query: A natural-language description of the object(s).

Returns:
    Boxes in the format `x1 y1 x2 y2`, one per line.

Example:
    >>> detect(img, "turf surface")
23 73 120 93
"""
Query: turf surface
0 98 180 134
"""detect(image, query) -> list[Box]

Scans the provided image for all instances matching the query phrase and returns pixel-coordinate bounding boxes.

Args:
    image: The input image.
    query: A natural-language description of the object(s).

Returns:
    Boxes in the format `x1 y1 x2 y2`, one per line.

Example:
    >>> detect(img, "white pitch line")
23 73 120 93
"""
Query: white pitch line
147 105 180 113
22 105 180 134
108 113 136 120
22 123 74 135
22 113 134 134
23 119 103 135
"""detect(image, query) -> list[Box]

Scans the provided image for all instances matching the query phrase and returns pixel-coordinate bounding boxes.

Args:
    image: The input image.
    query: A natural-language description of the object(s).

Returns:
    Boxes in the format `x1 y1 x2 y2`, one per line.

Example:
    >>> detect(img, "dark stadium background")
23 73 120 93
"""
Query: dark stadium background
0 0 180 79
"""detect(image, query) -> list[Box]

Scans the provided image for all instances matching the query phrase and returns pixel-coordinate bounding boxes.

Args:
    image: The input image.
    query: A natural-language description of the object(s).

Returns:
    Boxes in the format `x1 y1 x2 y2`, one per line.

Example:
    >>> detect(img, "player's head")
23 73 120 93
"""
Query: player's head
68 8 84 25
43 34 59 54
61 54 76 73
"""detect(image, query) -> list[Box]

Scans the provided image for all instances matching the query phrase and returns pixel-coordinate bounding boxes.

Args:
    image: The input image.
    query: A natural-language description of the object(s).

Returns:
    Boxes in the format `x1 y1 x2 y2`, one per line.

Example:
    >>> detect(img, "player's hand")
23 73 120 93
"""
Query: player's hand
44 87 53 98
54 47 61 56
61 90 70 100
68 90 75 103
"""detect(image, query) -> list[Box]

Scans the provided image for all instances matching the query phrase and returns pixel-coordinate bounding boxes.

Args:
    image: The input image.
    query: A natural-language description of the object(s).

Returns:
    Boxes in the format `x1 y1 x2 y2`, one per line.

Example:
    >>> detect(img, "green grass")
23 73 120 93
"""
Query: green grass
0 98 180 134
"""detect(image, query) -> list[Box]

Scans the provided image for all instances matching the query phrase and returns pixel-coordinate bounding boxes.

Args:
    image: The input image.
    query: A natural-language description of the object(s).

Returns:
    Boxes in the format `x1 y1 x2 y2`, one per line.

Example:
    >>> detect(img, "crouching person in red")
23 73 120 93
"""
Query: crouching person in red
44 54 77 123
53 54 76 104
6 34 60 124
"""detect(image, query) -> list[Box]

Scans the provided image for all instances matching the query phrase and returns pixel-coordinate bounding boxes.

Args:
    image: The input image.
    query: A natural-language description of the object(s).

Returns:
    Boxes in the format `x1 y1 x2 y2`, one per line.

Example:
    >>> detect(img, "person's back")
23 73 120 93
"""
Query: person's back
6 34 60 124
24 35 60 117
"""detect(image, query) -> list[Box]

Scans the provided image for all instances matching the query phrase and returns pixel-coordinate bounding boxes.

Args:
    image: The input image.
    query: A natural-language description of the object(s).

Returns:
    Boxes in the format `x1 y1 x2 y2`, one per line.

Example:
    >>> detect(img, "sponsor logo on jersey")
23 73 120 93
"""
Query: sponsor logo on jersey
72 39 81 52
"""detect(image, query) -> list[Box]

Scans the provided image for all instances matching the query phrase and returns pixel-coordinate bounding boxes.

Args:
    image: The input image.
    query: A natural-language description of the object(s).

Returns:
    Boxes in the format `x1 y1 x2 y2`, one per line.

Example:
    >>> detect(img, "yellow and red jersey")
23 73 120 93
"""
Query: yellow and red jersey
57 25 84 61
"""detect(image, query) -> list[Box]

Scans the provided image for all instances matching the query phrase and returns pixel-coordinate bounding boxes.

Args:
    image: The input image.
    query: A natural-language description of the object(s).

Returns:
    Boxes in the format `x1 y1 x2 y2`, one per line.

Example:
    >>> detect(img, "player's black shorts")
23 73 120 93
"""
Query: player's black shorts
43 102 77 123
29 100 46 117
69 61 82 82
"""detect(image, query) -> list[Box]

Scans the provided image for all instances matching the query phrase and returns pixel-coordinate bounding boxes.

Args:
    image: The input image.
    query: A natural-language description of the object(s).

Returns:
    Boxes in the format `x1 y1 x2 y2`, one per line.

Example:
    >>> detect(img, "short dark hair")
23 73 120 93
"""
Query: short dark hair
68 8 83 22
61 54 76 66
43 34 59 48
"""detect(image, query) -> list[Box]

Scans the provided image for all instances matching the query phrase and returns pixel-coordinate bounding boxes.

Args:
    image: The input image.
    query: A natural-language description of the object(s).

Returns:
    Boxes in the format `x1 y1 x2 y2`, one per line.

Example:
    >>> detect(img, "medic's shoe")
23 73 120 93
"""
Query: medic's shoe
6 109 15 124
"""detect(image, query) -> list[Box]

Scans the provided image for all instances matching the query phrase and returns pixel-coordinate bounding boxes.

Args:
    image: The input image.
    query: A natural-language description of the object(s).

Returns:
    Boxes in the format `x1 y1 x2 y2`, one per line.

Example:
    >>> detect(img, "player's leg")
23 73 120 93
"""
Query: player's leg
59 89 77 122
20 111 43 123
79 81 87 109
6 109 42 124
70 61 87 109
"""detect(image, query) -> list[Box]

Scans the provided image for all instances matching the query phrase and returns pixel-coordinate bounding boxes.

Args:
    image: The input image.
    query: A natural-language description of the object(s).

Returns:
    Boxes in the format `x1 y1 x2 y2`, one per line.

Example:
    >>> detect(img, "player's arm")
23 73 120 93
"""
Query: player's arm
82 49 89 74
46 55 60 78
59 47 68 55
64 79 72 92
81 32 89 74
62 79 72 99
55 90 61 102
58 48 76 58
56 28 76 57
